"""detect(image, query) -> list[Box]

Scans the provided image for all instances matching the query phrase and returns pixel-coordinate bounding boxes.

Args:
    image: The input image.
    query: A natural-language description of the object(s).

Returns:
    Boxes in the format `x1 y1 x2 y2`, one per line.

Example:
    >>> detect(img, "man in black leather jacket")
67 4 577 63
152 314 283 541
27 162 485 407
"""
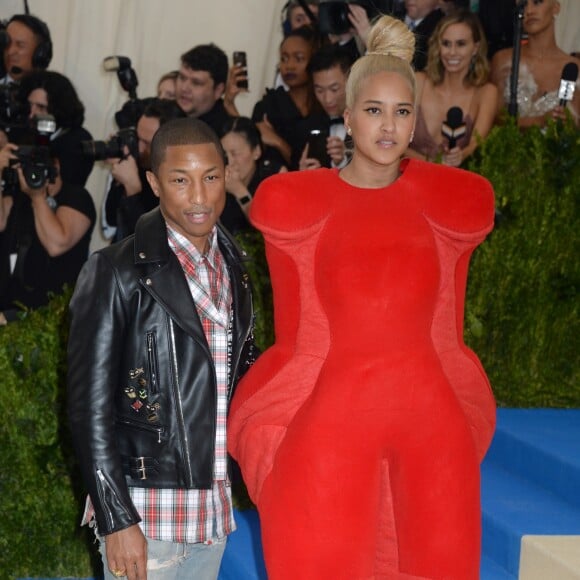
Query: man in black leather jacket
68 118 256 580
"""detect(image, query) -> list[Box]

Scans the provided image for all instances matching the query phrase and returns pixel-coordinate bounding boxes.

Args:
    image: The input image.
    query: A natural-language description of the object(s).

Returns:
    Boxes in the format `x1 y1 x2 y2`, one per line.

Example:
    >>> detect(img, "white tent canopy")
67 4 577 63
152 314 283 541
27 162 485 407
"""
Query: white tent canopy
3 0 287 248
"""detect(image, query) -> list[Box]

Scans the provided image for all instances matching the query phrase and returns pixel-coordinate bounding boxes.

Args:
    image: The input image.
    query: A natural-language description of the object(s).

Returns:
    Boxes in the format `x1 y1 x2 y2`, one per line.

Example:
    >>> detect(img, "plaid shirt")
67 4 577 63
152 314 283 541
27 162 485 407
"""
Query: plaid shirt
128 225 235 543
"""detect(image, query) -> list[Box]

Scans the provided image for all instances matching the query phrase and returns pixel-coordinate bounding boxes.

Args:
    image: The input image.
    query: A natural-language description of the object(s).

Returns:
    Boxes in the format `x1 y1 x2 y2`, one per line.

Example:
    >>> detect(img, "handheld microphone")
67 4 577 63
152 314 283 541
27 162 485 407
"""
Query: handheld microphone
441 107 466 149
558 62 578 107
10 66 23 76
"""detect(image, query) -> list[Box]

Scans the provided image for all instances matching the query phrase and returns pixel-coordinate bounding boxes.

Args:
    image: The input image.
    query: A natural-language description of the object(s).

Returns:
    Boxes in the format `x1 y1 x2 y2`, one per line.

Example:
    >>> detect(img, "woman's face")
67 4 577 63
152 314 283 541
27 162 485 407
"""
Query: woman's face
279 36 312 89
221 131 260 186
523 0 559 36
344 71 415 170
28 88 49 119
157 78 176 100
438 22 478 76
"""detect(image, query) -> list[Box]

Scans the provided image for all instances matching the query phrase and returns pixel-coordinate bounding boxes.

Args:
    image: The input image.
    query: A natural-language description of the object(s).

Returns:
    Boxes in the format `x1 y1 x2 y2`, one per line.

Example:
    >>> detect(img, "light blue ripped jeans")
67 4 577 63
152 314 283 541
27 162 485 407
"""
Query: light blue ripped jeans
97 533 227 580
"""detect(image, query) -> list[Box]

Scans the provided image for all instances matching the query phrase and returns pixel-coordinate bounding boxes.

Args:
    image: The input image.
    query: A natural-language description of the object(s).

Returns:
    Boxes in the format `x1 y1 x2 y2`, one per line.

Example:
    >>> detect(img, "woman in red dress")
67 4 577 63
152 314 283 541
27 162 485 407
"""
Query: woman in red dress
229 14 496 579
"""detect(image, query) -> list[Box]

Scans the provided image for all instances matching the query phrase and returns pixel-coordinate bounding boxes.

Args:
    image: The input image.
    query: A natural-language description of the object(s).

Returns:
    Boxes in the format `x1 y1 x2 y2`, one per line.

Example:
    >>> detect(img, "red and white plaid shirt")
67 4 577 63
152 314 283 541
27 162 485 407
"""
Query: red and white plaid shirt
128 225 235 543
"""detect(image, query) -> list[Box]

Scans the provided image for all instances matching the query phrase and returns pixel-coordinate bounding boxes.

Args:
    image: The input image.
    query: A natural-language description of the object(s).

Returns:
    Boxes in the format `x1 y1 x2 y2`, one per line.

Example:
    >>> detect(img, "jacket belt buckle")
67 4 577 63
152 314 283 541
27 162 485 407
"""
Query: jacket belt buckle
137 457 147 480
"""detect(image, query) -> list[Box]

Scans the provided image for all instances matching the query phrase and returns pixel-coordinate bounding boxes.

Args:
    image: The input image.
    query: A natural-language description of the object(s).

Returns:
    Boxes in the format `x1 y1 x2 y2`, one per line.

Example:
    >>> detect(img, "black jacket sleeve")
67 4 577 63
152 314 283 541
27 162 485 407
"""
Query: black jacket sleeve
67 251 141 535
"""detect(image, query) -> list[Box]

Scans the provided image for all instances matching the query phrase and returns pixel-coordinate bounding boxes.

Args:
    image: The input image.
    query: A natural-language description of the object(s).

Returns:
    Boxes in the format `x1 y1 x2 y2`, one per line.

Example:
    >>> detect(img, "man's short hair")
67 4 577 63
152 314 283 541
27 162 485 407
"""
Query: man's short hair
150 118 226 174
180 44 228 87
309 44 354 76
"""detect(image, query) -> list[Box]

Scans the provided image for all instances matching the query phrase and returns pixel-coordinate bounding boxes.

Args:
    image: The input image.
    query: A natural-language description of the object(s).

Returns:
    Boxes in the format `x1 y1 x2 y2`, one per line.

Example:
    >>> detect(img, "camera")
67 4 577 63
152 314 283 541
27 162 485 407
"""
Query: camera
81 127 138 162
318 1 382 35
3 115 58 190
80 55 146 162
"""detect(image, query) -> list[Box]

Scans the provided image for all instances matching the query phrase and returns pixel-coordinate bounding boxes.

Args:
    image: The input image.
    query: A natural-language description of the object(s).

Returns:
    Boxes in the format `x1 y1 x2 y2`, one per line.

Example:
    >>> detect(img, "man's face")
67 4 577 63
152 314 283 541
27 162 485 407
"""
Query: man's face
146 143 226 254
137 115 160 169
4 20 39 80
313 65 348 119
175 65 224 117
405 0 439 20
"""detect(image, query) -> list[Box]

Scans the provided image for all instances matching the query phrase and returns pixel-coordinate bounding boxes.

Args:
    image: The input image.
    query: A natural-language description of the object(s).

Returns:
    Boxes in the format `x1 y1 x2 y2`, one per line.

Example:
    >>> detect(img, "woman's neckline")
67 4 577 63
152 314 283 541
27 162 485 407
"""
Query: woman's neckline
335 158 412 191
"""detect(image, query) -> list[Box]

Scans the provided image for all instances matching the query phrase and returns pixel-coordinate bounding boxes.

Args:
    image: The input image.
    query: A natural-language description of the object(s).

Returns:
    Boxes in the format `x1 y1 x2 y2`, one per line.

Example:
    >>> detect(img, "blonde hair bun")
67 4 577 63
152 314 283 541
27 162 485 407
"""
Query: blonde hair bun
366 15 415 63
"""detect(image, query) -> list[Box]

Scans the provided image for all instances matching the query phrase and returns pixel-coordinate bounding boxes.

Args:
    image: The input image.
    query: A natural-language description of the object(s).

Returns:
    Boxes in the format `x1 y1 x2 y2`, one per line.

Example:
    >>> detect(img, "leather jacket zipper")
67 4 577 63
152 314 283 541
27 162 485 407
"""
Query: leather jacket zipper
146 331 159 394
117 417 164 443
230 296 254 400
168 319 194 482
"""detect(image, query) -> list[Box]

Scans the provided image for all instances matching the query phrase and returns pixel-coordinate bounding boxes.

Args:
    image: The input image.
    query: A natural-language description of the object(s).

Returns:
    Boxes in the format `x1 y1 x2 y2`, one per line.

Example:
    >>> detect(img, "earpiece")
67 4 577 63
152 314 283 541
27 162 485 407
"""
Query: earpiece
8 14 53 70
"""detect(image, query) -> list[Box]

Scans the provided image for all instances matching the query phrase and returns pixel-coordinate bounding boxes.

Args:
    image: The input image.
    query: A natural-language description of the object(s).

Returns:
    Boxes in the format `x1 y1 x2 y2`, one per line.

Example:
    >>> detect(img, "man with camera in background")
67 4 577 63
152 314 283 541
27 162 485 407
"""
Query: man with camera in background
0 119 95 325
1 14 53 148
175 44 232 137
101 98 185 242
299 45 353 171
1 14 52 84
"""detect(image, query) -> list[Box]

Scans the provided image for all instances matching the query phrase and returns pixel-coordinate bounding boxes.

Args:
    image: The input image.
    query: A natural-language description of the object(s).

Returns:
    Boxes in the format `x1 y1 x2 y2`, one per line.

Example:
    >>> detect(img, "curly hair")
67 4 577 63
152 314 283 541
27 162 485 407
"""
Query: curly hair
18 70 84 128
425 11 489 87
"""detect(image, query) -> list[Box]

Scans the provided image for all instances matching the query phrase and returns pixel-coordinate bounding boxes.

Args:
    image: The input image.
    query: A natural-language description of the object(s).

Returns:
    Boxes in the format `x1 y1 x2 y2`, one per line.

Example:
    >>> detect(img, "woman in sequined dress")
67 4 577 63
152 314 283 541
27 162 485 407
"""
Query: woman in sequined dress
490 0 580 128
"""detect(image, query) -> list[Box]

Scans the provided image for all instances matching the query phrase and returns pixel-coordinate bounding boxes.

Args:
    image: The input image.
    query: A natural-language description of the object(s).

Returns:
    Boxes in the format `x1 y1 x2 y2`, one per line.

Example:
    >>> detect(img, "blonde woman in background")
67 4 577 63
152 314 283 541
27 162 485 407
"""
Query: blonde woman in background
407 10 497 165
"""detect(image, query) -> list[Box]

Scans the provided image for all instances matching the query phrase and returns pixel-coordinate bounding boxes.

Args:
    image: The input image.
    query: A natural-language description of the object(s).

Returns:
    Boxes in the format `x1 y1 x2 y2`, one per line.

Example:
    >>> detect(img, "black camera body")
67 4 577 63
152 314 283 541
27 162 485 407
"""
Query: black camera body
9 143 57 189
81 127 138 162
2 114 58 191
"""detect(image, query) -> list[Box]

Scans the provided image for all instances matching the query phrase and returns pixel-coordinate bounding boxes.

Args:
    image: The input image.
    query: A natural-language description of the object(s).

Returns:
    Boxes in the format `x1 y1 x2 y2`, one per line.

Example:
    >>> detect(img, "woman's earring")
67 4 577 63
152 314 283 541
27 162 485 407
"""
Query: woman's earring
410 132 414 143
346 126 352 135
469 54 476 74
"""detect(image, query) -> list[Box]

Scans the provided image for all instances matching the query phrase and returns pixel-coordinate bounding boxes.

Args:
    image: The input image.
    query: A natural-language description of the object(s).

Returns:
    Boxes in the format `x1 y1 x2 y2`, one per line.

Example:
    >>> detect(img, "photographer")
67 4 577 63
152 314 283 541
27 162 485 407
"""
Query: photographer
0 143 95 324
1 14 52 84
102 98 185 242
299 44 354 171
18 70 94 186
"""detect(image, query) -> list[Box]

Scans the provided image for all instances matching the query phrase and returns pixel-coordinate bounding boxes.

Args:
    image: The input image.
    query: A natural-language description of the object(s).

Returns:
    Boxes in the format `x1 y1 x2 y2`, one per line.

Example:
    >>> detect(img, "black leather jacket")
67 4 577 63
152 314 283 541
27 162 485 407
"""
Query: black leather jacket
67 208 256 535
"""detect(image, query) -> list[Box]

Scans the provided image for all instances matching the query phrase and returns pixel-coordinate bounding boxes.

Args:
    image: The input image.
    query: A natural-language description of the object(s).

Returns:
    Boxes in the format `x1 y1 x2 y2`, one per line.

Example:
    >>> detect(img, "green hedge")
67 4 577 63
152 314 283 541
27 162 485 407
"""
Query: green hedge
0 120 578 576
465 117 579 407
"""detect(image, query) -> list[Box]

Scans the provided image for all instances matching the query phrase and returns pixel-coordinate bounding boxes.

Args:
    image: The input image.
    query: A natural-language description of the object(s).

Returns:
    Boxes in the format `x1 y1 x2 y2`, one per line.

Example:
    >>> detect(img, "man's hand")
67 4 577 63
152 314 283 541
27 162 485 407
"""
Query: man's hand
299 143 322 171
348 4 371 48
326 136 346 166
224 63 248 117
108 147 141 196
105 524 148 580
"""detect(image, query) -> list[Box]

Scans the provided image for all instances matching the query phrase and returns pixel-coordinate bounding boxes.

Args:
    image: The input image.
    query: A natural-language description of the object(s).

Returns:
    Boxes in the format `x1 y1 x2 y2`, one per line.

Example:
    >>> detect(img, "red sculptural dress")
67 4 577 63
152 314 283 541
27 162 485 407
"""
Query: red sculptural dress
228 158 496 579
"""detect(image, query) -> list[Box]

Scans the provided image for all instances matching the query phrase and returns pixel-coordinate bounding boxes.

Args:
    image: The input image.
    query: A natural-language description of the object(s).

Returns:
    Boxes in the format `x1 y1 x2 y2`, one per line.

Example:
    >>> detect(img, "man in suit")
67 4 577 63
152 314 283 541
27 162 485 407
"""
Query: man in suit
397 0 445 70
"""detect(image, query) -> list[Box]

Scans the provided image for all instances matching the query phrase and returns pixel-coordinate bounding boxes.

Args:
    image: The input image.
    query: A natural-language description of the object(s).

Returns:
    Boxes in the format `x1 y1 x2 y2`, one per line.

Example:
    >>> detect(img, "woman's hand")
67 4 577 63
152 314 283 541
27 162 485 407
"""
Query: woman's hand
442 146 463 168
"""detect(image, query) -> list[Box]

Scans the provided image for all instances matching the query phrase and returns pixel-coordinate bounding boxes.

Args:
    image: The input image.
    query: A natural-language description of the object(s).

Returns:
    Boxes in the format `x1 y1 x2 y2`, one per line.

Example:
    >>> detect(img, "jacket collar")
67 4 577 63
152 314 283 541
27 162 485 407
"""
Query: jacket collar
132 208 251 353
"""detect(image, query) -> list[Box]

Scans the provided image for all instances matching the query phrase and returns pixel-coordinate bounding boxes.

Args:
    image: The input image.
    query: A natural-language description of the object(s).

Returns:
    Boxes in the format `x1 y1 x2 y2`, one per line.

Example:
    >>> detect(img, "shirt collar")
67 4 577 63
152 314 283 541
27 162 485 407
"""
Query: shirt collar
166 224 220 269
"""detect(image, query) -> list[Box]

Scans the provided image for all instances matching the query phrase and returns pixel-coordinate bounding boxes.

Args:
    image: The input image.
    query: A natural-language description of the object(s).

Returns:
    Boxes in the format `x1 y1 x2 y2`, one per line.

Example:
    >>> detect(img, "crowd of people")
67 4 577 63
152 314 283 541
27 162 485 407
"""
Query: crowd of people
0 1 578 324
1 2 579 578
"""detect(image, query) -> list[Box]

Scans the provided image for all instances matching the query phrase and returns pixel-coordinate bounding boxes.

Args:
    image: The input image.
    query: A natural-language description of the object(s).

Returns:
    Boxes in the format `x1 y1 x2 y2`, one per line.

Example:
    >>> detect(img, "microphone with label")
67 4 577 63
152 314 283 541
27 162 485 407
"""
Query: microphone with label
441 107 466 149
558 62 578 107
